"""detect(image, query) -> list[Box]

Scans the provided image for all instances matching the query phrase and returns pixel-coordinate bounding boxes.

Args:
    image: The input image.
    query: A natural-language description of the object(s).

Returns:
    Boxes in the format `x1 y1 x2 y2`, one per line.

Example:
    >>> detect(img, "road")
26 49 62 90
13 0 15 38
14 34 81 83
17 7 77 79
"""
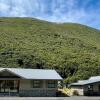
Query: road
0 97 100 100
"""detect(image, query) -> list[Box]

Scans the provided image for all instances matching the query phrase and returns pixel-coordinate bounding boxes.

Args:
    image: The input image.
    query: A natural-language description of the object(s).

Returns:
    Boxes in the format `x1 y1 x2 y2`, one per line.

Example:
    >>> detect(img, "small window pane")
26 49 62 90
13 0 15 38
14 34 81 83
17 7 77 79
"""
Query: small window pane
48 81 57 88
32 80 41 88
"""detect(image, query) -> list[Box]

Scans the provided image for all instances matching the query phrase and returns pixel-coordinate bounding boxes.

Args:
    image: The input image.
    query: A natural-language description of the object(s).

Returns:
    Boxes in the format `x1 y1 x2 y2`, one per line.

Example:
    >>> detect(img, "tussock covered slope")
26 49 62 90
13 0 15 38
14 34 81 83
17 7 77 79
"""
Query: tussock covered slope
0 18 100 83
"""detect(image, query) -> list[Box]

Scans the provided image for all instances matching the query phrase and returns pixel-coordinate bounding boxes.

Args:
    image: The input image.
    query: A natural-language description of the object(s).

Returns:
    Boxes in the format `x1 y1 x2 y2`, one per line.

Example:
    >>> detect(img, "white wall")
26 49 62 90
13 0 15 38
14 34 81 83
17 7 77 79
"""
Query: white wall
71 86 84 96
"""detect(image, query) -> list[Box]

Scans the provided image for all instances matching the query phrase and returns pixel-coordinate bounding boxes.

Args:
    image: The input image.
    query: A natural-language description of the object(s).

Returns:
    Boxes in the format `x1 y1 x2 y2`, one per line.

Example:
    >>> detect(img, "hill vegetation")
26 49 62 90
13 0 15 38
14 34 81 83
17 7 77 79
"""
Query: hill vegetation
0 17 100 84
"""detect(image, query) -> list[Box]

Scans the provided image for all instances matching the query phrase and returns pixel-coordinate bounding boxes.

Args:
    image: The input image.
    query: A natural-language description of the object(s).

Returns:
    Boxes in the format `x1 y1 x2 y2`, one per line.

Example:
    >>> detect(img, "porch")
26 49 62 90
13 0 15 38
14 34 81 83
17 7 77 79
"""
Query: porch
0 79 57 97
84 82 100 96
0 68 62 97
0 69 20 96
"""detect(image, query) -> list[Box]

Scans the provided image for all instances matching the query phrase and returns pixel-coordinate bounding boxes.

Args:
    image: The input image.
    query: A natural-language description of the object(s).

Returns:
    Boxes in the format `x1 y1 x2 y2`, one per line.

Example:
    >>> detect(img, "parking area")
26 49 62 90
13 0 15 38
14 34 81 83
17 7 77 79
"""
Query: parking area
0 97 100 100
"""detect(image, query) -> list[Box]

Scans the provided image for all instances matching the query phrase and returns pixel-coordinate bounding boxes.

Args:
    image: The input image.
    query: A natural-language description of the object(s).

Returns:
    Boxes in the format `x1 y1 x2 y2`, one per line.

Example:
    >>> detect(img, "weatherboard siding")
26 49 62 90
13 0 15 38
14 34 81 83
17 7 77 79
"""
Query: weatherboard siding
93 83 99 92
19 80 47 89
84 83 100 92
19 80 58 89
19 80 31 90
19 80 57 97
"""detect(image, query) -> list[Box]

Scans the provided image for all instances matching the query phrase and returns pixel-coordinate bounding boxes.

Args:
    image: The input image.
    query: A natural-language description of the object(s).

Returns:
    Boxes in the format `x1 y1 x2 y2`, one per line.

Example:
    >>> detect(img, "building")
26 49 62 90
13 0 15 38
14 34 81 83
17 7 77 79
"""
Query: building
69 76 100 96
0 68 62 97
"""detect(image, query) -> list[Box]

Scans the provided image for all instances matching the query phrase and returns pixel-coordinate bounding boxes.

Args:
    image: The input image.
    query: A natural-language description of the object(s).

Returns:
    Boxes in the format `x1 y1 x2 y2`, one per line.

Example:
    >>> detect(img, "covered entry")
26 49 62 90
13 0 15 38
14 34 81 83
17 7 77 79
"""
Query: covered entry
0 69 21 96
0 80 19 93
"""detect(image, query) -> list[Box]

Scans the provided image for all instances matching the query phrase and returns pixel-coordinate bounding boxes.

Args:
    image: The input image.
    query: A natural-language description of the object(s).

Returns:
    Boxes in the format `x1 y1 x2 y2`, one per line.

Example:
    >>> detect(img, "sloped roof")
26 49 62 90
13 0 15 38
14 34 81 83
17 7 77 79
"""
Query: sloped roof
0 68 62 80
70 76 100 86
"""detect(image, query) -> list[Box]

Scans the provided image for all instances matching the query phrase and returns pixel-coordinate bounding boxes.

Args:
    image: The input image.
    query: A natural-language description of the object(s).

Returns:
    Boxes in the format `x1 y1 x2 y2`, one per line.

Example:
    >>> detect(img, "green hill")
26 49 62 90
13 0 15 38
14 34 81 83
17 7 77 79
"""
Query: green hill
0 17 100 83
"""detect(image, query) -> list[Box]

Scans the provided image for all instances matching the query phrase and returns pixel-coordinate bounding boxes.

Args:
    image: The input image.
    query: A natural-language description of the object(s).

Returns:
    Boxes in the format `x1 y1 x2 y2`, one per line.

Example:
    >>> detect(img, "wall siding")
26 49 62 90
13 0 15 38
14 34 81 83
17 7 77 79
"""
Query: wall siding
71 82 100 96
84 83 100 96
19 80 57 97
19 80 31 90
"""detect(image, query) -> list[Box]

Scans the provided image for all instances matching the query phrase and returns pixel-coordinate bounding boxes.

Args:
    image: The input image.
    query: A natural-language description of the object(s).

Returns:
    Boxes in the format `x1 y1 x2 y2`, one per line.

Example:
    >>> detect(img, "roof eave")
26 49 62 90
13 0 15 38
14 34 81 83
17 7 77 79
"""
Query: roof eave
0 68 26 79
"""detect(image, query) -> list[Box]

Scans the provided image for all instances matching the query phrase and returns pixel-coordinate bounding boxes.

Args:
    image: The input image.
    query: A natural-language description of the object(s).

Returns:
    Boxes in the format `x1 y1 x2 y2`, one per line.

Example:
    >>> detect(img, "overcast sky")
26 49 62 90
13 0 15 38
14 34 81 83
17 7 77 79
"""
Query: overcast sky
0 0 100 29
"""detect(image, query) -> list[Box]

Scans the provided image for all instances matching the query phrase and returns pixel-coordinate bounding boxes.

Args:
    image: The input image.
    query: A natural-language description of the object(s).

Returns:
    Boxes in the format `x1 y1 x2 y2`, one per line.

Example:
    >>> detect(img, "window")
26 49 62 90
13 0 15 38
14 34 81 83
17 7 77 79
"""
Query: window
88 85 93 91
48 81 57 88
32 80 41 88
98 85 100 91
0 80 19 93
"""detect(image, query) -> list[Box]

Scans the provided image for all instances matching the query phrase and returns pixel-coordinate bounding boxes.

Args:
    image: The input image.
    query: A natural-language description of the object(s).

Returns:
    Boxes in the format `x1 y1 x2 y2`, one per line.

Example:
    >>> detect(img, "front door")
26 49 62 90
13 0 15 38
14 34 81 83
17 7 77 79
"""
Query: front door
0 80 19 93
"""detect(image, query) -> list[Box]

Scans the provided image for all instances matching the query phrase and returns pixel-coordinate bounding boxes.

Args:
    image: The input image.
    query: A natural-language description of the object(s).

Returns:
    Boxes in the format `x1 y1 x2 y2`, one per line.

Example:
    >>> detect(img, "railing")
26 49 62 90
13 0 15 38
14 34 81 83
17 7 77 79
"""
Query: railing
19 88 57 97
84 91 100 96
0 87 19 93
0 92 19 96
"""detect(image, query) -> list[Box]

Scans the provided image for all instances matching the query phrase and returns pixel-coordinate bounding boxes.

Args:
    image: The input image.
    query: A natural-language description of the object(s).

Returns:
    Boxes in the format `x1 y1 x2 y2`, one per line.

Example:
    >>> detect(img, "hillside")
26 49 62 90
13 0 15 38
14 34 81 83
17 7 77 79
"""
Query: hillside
0 17 100 83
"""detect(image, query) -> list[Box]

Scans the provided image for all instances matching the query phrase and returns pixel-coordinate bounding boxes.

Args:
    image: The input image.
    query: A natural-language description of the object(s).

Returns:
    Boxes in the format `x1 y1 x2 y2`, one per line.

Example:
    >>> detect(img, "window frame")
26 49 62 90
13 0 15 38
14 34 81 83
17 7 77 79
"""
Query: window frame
88 84 93 91
47 80 57 88
32 80 41 88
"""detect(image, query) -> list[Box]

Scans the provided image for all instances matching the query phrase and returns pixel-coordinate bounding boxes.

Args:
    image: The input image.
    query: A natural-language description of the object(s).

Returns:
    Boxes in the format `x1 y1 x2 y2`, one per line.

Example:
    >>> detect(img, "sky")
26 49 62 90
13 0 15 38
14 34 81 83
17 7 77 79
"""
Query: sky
0 0 100 29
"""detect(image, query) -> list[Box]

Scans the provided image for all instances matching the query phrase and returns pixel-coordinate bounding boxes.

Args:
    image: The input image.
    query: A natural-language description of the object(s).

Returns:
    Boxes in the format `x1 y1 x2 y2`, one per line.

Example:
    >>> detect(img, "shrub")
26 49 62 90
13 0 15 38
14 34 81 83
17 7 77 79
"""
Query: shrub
73 90 79 96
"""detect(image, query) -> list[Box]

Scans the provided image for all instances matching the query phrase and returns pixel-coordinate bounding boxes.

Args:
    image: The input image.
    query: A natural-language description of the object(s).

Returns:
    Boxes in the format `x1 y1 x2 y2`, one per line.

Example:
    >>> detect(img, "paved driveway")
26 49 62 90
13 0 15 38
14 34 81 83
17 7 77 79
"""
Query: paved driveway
0 97 100 100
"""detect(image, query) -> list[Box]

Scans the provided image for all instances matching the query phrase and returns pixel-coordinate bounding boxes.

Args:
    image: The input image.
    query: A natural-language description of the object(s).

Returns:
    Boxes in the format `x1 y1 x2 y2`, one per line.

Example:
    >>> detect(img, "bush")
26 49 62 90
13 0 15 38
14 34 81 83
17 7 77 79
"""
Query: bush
73 90 79 96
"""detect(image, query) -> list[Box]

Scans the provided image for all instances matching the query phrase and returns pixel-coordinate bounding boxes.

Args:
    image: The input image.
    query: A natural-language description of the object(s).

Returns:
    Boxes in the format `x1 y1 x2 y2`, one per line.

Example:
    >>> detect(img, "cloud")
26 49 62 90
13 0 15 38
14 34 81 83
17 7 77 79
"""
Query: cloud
0 2 10 16
0 0 100 29
0 0 40 17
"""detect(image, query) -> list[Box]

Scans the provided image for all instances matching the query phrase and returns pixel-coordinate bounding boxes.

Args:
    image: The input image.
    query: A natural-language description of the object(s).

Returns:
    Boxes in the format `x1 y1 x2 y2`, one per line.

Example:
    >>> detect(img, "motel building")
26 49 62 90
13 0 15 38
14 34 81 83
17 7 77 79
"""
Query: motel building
69 76 100 96
0 68 62 97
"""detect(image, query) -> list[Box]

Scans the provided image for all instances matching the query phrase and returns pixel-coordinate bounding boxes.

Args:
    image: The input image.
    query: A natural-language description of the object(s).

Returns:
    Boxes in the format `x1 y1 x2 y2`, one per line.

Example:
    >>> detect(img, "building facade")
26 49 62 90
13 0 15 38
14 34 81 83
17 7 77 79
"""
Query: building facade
69 76 100 96
0 68 62 97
